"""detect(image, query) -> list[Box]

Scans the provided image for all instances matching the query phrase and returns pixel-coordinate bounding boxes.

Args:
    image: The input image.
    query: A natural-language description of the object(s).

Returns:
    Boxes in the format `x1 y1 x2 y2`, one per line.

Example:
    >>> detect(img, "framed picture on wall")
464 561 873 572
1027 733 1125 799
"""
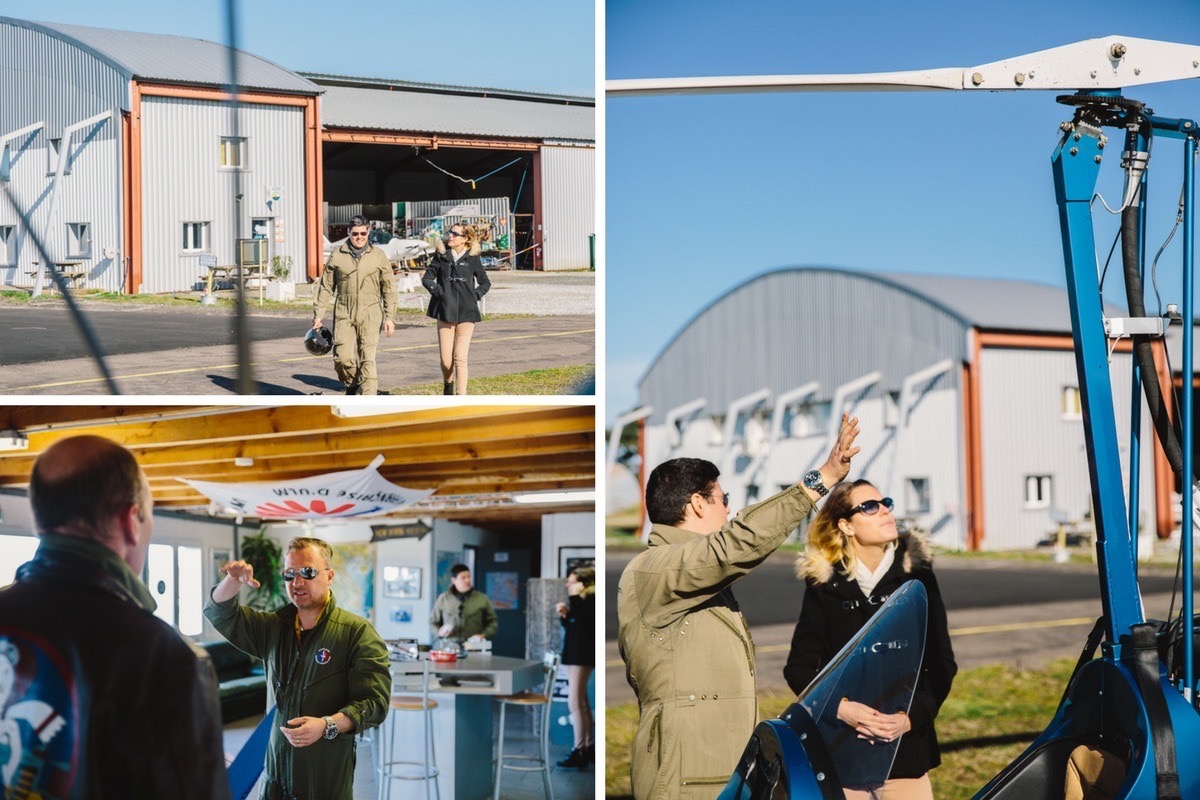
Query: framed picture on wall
383 566 422 599
558 546 595 578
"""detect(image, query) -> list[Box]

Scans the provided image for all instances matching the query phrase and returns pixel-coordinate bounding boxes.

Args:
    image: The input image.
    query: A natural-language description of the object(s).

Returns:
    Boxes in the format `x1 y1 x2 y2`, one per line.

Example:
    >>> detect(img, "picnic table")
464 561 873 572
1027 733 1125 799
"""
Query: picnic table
201 264 269 294
27 261 87 290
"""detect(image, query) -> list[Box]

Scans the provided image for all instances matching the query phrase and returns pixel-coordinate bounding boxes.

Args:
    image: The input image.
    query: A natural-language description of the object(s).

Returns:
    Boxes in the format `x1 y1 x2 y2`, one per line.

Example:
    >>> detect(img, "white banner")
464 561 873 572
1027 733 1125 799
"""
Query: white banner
183 456 432 520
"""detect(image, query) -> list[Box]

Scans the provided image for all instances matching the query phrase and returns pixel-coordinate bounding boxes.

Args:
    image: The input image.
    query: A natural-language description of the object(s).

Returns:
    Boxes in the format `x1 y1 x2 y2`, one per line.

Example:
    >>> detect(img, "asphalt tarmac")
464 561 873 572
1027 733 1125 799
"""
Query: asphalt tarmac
605 549 1194 703
0 305 595 395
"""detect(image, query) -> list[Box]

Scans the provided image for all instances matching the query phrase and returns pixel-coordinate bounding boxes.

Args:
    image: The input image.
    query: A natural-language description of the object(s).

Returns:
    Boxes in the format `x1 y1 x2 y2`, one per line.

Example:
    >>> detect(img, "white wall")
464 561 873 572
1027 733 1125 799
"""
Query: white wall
541 512 596 577
372 520 488 643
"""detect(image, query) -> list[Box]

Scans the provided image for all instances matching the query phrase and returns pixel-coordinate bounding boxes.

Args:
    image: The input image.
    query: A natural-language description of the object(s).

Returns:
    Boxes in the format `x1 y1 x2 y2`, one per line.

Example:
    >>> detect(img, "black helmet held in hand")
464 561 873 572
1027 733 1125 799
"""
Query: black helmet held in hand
304 326 333 356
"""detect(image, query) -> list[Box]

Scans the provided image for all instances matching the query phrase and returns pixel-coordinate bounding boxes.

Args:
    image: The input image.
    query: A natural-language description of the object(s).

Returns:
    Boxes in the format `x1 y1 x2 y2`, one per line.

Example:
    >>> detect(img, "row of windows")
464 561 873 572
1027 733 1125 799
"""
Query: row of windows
0 219 269 263
0 136 249 183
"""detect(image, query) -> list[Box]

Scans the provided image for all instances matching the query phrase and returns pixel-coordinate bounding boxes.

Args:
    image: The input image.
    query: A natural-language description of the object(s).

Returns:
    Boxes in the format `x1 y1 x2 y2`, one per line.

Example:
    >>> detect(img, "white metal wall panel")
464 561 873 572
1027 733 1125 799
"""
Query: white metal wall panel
0 22 129 134
977 348 1154 550
140 97 307 293
539 146 594 271
0 129 124 291
640 269 971 426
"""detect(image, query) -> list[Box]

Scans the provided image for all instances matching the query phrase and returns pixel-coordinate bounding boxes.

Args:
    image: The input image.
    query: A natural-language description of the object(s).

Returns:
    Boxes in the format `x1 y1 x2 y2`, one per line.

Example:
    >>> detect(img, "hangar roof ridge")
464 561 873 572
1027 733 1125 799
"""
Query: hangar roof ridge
302 72 594 105
3 16 320 95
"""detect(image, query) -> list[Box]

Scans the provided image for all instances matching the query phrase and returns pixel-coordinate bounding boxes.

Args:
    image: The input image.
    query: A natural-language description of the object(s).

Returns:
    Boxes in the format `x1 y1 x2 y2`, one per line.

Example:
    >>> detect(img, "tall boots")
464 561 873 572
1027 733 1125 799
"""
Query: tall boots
443 381 454 395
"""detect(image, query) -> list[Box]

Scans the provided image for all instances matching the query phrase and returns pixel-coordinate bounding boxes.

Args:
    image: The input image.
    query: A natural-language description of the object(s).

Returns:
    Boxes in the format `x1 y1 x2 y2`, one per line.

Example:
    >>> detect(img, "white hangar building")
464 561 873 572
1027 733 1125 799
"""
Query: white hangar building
624 267 1195 552
0 17 594 293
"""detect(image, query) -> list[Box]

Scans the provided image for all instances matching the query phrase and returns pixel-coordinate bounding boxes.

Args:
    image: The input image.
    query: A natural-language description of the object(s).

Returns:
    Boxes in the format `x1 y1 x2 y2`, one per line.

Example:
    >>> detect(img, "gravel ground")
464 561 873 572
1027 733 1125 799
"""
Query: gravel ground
391 269 595 316
8 269 597 319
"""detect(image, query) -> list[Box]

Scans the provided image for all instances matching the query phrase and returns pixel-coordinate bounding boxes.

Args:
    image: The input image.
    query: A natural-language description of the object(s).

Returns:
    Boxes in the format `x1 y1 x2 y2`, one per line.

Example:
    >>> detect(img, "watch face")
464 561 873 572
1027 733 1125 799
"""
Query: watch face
804 470 821 488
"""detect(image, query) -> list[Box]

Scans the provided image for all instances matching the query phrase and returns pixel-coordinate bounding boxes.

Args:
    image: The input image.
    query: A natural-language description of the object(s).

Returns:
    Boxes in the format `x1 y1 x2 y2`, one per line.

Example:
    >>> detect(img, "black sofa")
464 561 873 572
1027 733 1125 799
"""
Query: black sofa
198 639 267 724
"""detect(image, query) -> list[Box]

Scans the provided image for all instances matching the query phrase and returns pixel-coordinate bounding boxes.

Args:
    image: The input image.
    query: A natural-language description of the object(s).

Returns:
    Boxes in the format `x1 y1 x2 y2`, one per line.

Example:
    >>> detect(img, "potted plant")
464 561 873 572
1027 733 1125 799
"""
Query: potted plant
239 527 287 612
266 254 295 301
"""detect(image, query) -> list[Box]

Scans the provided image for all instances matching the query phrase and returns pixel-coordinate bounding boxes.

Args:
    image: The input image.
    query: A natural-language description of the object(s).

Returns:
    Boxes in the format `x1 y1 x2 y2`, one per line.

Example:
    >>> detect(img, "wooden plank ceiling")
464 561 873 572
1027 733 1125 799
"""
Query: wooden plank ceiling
0 405 595 526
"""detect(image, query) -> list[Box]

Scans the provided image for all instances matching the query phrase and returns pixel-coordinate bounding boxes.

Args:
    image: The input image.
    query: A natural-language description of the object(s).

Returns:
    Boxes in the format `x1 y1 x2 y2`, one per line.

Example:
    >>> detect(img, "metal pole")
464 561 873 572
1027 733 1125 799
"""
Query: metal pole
1182 132 1196 703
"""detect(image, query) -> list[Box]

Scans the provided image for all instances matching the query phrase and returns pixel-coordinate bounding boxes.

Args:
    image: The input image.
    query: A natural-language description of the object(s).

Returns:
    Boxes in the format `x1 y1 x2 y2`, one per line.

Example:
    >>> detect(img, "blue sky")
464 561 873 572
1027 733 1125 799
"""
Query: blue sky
606 1 1200 424
0 0 595 96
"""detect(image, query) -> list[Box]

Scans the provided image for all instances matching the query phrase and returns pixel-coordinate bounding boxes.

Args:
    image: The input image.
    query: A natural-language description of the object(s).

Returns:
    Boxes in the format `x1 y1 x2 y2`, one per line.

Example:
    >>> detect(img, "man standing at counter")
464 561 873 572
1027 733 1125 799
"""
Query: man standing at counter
205 536 390 800
430 563 498 645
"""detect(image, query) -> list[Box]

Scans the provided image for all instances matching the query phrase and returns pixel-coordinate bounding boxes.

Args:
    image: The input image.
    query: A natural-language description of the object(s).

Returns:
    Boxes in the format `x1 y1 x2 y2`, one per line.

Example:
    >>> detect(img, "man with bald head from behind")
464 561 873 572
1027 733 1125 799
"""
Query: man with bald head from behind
0 435 230 800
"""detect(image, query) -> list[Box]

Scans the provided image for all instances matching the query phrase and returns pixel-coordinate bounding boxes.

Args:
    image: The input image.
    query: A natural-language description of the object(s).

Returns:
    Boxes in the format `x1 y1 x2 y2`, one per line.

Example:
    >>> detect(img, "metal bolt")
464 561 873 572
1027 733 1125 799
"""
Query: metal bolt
1060 122 1072 132
1134 68 1141 76
1095 155 1103 164
1070 147 1079 156
816 773 826 782
1074 133 1082 141
1014 72 1026 86
1110 43 1127 59
1091 70 1098 79
799 733 807 741
972 72 984 86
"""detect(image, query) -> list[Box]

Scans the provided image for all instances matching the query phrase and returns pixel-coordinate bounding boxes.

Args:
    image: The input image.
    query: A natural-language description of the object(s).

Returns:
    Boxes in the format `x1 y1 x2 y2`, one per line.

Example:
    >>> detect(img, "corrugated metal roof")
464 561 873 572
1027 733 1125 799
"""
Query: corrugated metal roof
4 17 319 94
318 84 595 143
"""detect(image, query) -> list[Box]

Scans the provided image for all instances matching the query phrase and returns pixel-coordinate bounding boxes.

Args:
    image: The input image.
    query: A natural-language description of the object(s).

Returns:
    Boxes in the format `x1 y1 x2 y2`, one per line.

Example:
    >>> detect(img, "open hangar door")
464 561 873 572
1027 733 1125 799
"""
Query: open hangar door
321 140 542 269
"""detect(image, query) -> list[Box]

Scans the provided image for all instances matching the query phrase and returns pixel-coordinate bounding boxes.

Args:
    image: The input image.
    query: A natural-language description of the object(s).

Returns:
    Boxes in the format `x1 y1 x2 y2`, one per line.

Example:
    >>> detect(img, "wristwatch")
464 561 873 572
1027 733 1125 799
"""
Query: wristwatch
802 470 828 498
322 716 338 740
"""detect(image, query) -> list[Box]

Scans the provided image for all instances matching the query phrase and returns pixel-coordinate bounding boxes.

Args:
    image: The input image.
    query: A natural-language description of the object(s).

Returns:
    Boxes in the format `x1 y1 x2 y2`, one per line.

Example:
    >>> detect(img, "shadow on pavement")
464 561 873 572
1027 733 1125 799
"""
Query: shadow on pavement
206 375 305 395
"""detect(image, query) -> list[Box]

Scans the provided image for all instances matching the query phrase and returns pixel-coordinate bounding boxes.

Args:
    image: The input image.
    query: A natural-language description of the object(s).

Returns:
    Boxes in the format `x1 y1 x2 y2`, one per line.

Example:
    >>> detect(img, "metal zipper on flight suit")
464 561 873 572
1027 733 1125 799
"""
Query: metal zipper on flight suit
707 608 755 676
648 704 663 767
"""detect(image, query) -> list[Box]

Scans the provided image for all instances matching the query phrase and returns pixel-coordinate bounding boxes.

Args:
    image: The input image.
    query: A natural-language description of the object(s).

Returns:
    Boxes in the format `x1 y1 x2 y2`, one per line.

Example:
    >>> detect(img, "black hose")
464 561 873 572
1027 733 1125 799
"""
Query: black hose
1122 159 1188 477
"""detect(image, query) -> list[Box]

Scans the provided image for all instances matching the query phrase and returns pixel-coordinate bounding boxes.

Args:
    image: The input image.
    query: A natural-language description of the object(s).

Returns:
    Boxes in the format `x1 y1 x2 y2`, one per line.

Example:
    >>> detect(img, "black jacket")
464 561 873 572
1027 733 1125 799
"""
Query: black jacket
783 533 956 780
0 535 230 800
560 593 595 667
422 250 491 323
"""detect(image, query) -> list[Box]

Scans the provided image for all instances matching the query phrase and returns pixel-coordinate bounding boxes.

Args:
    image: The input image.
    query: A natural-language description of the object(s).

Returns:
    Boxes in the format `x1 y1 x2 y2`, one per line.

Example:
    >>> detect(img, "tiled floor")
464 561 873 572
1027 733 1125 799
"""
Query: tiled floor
224 710 596 799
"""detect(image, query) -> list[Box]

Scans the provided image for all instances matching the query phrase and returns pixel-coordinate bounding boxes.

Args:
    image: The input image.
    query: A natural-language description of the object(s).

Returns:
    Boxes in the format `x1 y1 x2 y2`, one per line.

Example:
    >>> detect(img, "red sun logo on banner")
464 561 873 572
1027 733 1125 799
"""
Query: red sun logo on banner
254 499 375 518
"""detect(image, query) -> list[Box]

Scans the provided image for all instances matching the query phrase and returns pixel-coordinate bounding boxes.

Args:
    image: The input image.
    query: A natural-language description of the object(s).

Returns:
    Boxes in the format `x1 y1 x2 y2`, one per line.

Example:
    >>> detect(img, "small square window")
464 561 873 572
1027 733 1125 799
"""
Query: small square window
905 477 931 514
219 137 247 169
785 400 831 438
1062 386 1082 419
46 137 71 176
0 226 14 266
1024 475 1052 509
66 222 91 259
182 222 210 253
884 391 902 429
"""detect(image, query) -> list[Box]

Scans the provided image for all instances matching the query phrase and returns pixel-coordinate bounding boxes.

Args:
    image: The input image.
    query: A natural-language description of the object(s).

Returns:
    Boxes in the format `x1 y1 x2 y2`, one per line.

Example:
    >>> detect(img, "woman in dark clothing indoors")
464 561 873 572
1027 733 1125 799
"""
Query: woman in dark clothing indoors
555 566 596 769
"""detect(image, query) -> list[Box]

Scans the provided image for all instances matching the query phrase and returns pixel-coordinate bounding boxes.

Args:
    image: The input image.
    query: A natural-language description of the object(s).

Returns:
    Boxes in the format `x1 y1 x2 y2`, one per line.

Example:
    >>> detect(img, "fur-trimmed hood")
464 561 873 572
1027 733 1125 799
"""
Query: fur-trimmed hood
794 530 933 585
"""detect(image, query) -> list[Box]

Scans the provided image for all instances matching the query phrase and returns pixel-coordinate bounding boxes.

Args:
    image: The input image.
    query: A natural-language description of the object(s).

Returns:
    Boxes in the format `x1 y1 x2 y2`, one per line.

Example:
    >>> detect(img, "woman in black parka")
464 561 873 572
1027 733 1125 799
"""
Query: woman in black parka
784 480 957 800
422 223 491 395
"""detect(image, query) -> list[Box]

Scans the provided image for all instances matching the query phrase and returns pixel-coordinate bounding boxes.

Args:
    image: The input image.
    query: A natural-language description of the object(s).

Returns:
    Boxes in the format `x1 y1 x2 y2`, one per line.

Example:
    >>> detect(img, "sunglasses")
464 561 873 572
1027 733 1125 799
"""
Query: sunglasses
349 231 369 238
448 230 466 238
280 566 327 581
848 497 894 517
704 491 731 507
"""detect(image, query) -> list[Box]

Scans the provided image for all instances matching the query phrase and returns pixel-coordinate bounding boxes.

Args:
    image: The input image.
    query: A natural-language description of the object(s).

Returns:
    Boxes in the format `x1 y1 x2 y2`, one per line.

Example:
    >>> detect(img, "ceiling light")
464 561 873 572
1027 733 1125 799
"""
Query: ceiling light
234 457 254 467
331 403 443 418
0 432 29 452
512 491 596 505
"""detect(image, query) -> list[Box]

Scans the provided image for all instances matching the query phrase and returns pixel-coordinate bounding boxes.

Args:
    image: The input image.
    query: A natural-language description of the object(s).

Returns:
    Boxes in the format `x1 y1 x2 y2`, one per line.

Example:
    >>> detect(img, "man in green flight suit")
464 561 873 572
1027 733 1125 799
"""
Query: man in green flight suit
205 536 390 800
618 415 861 800
313 214 397 395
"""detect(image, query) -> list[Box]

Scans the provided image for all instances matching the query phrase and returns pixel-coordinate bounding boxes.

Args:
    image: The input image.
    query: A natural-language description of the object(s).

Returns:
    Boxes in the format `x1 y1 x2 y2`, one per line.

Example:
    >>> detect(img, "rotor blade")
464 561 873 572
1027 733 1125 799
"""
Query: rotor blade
608 35 1200 97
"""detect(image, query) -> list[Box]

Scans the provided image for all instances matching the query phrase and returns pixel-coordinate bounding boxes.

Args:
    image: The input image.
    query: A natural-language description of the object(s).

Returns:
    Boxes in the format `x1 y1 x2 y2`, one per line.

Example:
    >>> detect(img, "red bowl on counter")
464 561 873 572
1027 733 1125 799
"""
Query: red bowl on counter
429 650 458 663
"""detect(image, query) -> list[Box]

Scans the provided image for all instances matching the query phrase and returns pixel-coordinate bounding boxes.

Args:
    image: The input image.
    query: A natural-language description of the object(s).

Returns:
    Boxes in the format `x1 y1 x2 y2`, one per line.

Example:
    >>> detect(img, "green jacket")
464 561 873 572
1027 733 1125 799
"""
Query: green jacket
428 588 499 642
617 484 815 800
313 243 396 326
203 591 390 800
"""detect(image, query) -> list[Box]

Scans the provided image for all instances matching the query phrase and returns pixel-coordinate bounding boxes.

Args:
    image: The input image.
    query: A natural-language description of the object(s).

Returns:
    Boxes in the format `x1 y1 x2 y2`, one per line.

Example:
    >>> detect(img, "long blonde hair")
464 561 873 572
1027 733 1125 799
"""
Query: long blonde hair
805 479 875 577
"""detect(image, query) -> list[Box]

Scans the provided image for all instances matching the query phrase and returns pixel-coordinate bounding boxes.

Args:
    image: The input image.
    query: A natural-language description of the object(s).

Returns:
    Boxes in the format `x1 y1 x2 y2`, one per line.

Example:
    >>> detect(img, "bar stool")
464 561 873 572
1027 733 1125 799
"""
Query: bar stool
493 651 560 800
376 660 440 800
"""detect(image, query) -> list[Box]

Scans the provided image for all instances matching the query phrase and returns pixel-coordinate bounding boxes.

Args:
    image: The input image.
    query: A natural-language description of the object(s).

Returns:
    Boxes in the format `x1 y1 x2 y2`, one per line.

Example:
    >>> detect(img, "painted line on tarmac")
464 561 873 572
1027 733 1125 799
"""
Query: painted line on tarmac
604 616 1098 669
6 328 596 390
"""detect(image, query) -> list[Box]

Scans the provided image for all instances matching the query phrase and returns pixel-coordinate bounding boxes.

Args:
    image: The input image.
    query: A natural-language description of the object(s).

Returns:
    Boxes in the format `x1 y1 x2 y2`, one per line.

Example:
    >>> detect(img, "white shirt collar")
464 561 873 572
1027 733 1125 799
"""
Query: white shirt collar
853 541 896 597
